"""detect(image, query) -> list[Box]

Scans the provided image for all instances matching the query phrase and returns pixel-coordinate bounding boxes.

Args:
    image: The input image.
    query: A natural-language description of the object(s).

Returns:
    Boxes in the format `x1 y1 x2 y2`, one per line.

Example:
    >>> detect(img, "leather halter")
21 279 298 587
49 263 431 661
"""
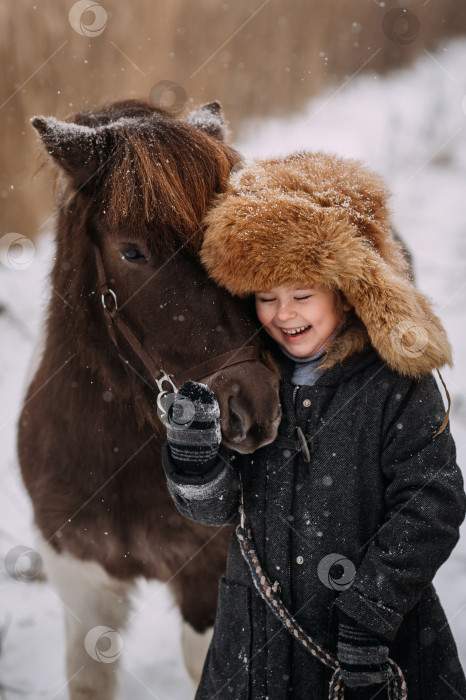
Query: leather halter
93 244 262 418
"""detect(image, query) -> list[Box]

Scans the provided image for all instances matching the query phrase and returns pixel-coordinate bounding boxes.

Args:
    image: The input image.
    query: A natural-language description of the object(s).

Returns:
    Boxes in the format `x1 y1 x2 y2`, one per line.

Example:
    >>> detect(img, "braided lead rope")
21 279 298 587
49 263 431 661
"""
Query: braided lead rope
329 668 345 700
388 666 408 700
235 524 407 700
236 525 337 671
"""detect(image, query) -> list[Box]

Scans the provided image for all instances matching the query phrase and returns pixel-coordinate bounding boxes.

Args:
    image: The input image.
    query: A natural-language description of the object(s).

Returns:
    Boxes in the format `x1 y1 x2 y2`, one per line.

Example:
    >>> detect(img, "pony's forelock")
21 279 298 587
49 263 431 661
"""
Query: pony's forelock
65 100 239 257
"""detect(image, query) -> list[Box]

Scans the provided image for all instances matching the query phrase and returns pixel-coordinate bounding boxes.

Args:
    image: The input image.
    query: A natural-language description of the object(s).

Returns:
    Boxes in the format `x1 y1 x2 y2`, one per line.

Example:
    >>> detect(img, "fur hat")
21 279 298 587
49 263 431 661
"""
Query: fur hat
201 152 452 378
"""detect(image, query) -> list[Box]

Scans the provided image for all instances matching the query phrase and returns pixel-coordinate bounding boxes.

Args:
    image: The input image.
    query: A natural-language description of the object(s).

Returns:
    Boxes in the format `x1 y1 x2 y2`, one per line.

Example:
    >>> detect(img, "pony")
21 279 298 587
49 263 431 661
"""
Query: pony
18 99 281 699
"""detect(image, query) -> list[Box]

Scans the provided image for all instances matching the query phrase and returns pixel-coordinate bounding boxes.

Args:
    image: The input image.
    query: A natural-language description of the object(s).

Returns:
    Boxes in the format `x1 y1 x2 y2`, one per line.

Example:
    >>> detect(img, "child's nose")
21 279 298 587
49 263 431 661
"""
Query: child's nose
276 304 296 321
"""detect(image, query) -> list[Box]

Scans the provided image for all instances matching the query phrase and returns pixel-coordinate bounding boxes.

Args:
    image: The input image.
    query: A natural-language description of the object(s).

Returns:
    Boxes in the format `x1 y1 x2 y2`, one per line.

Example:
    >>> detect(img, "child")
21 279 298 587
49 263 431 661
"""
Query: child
162 152 466 699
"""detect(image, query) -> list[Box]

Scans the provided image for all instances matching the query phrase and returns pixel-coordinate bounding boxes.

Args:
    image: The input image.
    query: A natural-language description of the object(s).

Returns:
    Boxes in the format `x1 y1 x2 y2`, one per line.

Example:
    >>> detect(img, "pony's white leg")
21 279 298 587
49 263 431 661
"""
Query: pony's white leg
181 621 213 692
38 536 132 700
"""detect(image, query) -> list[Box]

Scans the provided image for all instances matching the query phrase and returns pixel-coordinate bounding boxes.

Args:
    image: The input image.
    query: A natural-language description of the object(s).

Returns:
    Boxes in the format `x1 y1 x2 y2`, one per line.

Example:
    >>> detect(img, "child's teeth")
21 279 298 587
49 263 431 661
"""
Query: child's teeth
283 326 310 336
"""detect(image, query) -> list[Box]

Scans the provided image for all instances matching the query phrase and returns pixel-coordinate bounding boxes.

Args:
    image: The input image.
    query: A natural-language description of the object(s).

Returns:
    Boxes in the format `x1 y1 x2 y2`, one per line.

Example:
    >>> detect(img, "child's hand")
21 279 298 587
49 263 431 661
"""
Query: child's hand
166 381 222 472
337 612 394 688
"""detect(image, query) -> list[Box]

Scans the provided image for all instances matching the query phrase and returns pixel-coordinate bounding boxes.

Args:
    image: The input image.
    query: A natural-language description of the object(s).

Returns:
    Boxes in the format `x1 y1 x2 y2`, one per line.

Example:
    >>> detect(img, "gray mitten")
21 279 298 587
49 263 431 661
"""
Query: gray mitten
166 381 221 472
337 612 394 688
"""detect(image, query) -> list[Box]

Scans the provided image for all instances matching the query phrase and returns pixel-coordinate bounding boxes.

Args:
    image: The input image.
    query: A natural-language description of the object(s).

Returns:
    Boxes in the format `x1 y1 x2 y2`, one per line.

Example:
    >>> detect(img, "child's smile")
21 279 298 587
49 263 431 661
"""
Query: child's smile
280 324 312 339
255 285 351 358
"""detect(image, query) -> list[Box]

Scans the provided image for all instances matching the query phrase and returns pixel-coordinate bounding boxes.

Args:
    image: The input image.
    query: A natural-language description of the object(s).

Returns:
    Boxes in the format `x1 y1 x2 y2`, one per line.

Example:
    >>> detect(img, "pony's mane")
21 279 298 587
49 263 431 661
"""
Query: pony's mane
68 99 240 256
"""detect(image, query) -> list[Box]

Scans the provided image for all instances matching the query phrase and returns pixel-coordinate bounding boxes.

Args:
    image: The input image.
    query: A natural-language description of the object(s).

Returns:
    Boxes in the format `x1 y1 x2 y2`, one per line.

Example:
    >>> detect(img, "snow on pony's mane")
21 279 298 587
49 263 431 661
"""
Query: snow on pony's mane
36 99 240 258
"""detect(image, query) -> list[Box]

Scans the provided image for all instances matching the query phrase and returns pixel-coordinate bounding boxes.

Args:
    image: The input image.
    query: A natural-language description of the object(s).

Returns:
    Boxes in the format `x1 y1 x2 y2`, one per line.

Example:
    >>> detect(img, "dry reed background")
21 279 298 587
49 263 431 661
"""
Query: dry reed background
1 0 466 240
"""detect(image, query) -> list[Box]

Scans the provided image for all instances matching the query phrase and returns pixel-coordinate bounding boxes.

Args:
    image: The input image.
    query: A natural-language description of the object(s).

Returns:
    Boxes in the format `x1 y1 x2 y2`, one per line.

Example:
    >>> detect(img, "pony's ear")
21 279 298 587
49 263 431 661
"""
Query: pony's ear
185 101 229 141
30 115 101 189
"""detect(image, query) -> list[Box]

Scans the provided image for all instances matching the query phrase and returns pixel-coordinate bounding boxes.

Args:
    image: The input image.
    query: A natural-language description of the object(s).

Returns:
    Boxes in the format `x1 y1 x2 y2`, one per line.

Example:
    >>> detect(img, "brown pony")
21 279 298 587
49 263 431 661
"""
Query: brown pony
18 99 280 700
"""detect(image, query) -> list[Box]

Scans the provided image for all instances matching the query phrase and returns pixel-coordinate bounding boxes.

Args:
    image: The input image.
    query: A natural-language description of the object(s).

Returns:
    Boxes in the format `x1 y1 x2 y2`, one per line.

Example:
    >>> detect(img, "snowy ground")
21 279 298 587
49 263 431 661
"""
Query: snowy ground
1 39 466 698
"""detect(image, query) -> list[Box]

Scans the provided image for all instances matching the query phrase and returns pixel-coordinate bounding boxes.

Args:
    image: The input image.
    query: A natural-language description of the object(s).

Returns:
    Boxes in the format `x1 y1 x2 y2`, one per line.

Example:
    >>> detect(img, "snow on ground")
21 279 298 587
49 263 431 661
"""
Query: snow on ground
1 39 466 698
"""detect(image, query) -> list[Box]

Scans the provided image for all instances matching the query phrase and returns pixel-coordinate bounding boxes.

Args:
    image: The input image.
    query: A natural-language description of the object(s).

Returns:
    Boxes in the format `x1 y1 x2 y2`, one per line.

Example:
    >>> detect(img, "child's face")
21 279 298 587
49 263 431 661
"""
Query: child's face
255 285 351 358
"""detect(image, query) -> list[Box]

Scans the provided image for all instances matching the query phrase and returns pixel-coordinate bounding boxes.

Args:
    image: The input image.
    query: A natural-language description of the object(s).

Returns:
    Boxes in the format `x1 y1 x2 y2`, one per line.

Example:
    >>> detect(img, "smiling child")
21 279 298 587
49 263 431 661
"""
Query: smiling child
162 152 466 699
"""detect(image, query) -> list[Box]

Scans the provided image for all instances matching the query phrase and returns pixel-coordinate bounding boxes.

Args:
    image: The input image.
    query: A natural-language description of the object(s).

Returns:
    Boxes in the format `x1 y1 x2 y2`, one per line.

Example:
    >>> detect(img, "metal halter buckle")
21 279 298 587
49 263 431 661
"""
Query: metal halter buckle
101 288 118 311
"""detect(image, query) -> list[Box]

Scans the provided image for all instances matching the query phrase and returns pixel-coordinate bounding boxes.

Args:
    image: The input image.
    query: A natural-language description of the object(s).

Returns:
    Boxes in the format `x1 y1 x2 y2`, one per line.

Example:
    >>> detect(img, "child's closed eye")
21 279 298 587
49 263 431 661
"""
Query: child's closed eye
256 294 313 303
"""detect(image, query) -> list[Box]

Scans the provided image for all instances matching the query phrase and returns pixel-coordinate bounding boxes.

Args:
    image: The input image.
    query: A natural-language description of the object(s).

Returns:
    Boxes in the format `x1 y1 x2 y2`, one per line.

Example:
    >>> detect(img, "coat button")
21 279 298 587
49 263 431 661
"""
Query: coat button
303 399 311 407
296 555 304 565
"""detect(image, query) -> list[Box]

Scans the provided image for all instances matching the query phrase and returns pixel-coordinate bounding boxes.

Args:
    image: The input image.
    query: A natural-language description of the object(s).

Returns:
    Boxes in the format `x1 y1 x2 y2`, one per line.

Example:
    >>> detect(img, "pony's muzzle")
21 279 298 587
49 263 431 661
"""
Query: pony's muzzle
223 394 281 452
209 367 281 453
227 396 248 443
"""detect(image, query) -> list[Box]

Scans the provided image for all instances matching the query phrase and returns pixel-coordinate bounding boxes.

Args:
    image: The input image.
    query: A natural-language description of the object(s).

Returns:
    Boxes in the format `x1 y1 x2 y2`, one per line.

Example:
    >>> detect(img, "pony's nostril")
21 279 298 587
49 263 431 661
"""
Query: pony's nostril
228 396 246 442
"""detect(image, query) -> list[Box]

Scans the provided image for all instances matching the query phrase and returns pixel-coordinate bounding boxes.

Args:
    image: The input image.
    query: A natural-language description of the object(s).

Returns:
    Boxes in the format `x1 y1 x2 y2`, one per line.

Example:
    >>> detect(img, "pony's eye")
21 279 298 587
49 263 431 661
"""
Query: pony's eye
120 247 148 265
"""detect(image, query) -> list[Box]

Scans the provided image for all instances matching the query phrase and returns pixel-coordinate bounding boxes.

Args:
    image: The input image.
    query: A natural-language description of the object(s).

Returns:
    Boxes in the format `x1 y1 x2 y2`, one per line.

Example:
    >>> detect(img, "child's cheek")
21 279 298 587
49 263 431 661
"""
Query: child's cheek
256 307 272 328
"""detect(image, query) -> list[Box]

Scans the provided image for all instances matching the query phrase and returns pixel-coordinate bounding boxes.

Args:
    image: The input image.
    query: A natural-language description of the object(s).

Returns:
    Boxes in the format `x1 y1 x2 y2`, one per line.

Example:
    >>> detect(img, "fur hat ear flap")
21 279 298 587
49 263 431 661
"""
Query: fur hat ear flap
338 238 452 377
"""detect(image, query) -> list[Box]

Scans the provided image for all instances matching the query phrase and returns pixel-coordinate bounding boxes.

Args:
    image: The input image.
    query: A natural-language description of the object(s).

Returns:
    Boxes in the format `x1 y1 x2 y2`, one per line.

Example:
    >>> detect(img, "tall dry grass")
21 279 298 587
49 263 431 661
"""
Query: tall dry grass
1 0 465 239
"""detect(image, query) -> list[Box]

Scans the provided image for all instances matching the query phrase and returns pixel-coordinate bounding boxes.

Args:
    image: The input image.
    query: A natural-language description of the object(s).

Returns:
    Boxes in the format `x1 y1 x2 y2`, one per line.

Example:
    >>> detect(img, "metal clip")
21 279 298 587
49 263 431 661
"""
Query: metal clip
156 372 178 426
155 372 177 395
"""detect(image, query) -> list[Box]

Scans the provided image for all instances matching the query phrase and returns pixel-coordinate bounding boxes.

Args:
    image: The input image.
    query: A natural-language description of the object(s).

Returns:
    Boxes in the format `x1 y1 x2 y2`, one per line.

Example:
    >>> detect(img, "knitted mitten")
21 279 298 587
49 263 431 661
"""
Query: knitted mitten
166 381 222 472
337 612 393 688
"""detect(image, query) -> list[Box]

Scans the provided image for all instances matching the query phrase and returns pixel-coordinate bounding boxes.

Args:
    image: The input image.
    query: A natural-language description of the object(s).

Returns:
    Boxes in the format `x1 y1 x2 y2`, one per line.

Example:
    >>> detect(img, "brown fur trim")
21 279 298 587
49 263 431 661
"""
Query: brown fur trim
319 314 370 372
201 152 451 377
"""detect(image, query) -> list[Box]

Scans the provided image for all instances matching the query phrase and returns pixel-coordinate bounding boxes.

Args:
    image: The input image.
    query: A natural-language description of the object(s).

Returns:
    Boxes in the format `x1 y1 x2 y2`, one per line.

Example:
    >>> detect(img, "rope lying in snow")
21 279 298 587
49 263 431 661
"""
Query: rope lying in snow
236 524 408 700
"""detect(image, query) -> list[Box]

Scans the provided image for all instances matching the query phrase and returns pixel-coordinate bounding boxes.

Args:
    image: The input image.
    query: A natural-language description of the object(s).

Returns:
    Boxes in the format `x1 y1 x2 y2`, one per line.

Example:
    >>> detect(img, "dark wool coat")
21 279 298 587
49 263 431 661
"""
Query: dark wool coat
163 346 466 700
